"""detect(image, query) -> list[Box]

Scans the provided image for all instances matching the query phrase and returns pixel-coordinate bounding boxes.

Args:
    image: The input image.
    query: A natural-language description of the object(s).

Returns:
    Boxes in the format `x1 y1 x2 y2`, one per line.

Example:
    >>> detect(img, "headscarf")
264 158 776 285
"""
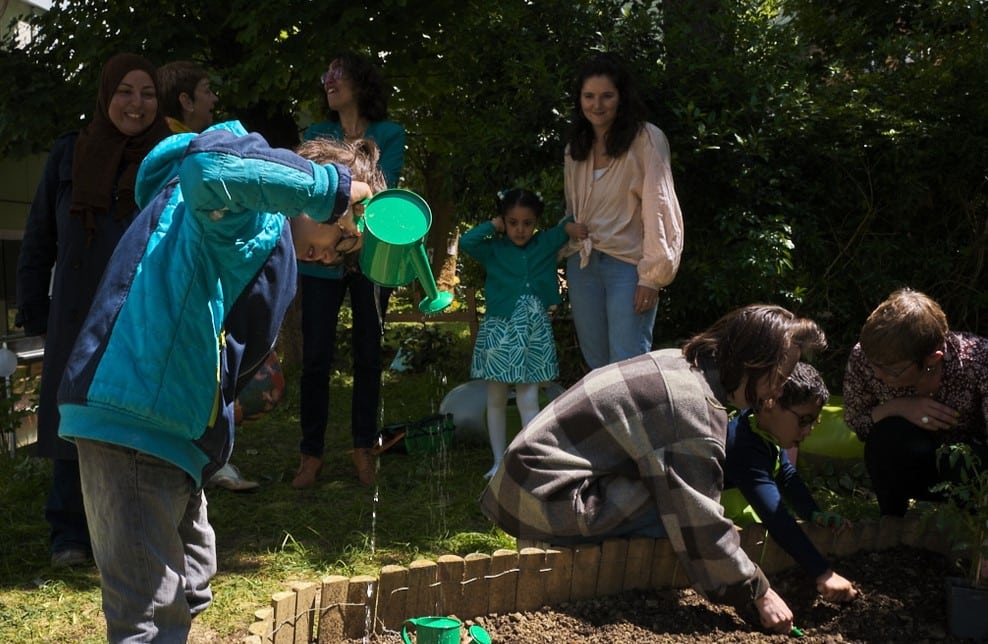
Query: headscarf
70 52 172 237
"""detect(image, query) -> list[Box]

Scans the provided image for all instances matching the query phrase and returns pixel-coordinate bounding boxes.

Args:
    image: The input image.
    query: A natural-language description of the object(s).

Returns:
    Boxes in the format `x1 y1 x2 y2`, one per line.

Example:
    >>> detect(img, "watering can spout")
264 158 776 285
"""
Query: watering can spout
356 189 454 314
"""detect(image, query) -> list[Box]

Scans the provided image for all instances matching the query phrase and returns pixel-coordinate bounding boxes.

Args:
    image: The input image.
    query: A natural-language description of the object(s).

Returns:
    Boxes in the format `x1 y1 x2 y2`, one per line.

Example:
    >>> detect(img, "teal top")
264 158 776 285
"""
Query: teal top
300 119 406 280
460 217 572 318
58 121 348 486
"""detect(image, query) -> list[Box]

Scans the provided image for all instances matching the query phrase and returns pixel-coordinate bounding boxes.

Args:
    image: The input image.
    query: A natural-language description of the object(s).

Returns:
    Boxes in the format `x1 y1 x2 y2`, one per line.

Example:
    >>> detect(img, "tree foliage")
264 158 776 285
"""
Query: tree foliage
1 0 984 389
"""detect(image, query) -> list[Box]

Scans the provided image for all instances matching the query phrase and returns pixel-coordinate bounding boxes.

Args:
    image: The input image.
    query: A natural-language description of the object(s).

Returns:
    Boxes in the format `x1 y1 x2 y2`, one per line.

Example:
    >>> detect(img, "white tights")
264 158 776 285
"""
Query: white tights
485 381 540 479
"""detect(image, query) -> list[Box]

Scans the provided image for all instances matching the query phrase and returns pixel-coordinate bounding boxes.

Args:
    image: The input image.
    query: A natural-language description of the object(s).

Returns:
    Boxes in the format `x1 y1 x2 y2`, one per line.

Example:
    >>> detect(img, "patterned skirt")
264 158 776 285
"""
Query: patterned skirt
471 294 559 383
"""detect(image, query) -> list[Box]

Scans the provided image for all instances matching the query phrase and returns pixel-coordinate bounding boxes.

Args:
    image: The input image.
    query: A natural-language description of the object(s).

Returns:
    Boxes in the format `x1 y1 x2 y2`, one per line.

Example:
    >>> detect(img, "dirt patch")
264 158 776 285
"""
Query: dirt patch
351 546 971 643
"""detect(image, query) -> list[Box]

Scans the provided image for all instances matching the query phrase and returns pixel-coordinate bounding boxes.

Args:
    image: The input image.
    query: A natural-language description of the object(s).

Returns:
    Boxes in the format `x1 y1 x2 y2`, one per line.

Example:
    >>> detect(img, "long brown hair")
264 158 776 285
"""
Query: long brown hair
565 52 646 162
682 304 827 406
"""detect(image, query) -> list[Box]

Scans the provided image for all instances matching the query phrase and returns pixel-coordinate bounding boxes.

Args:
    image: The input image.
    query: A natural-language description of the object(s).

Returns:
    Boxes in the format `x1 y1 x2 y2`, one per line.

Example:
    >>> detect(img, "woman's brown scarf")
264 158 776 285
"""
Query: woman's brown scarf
70 52 172 241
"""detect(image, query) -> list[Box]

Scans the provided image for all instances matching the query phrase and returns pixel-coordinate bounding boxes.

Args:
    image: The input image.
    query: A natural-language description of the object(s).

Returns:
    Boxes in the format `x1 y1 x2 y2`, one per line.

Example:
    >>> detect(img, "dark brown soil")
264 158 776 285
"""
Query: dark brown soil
354 546 976 643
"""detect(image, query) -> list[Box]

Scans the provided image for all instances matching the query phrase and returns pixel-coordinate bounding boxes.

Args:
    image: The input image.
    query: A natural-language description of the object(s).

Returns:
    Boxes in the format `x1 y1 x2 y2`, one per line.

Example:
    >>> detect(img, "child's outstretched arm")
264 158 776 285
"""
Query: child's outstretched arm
178 128 360 224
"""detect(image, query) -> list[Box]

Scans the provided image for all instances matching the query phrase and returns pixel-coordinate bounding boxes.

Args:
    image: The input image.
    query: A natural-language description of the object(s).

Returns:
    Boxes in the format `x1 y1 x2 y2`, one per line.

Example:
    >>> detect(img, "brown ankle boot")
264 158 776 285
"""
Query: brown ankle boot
352 448 376 486
291 455 323 489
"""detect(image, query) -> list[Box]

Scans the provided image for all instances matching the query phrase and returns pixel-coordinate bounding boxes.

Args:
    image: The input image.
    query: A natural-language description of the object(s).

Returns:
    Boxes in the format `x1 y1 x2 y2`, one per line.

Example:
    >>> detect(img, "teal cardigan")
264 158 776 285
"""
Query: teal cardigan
460 218 572 318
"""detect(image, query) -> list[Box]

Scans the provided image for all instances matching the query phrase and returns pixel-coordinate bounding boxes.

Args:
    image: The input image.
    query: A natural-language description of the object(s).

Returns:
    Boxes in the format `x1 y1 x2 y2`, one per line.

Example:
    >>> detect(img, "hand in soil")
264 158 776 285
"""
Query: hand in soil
350 546 967 643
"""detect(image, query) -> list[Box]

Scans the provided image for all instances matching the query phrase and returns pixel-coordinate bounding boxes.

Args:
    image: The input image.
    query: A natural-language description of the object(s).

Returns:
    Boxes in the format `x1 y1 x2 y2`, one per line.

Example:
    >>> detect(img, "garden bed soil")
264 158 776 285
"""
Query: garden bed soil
349 545 971 643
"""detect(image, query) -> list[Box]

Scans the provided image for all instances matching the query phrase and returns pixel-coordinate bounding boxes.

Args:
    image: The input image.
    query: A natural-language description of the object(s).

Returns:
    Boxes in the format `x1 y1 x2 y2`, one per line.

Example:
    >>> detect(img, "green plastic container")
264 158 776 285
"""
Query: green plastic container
357 189 454 314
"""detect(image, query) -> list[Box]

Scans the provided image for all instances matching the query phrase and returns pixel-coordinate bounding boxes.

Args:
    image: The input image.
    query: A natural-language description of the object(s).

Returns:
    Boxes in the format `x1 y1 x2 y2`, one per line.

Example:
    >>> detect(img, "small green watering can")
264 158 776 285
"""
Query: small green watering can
401 616 491 644
357 189 454 315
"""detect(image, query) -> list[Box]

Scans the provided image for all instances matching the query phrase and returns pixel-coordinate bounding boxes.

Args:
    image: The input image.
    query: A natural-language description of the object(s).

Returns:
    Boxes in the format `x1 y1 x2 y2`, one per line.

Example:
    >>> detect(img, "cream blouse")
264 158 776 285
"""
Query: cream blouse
562 122 684 291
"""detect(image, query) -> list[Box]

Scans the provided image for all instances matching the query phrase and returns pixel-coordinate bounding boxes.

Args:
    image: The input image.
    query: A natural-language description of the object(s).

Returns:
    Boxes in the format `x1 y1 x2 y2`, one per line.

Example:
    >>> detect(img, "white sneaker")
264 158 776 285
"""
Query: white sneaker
207 463 260 491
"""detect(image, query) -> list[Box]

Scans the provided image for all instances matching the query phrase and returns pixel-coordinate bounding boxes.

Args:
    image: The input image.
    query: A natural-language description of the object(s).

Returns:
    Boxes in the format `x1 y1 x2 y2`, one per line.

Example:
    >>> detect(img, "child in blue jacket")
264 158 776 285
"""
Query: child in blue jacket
460 189 586 478
56 121 373 642
723 362 859 603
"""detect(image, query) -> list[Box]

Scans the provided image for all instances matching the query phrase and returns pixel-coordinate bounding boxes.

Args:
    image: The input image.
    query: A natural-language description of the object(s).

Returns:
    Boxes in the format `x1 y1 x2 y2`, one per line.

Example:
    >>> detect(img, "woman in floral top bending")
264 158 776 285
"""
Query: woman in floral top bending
843 288 988 516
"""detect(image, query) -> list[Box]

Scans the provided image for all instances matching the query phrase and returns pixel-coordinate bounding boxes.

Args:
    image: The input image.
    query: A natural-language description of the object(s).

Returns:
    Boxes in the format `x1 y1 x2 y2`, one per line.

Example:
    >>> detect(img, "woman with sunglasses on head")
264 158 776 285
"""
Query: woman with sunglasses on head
292 51 405 488
843 288 988 517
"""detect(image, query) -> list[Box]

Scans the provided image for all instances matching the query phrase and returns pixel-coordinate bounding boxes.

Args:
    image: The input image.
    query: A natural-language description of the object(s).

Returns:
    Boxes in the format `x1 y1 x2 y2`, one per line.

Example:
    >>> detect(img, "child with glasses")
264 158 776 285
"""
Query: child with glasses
461 188 586 478
723 362 859 603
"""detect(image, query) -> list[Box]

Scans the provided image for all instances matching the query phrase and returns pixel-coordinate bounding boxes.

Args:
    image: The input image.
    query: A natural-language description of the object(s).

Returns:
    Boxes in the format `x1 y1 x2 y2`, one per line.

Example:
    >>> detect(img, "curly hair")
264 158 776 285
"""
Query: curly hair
294 137 386 192
324 51 390 122
777 362 830 409
565 52 647 162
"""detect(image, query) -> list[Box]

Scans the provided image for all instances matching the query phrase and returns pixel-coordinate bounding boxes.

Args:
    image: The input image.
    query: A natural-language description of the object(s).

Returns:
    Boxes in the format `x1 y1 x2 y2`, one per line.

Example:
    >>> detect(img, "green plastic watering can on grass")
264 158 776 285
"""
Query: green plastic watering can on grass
401 616 491 644
357 189 454 315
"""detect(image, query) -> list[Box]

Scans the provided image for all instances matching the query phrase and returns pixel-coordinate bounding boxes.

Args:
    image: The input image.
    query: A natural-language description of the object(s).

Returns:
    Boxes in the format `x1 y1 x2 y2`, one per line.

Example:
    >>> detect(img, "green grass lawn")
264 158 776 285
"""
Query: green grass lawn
0 321 522 642
0 317 878 642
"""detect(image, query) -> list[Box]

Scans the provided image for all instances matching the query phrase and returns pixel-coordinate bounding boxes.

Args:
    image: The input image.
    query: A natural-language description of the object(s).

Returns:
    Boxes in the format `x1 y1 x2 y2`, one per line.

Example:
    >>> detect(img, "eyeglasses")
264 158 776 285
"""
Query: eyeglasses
321 67 345 86
781 407 819 429
869 360 916 379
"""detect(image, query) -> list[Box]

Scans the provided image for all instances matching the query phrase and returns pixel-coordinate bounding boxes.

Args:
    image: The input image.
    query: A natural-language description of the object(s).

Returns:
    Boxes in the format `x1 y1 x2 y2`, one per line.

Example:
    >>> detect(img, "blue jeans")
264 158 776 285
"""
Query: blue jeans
566 251 657 369
45 458 91 555
299 272 391 454
76 439 216 643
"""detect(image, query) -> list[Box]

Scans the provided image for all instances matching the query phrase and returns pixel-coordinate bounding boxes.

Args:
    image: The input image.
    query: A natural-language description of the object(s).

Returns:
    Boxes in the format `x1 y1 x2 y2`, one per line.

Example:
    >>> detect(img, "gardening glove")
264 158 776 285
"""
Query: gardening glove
812 510 844 528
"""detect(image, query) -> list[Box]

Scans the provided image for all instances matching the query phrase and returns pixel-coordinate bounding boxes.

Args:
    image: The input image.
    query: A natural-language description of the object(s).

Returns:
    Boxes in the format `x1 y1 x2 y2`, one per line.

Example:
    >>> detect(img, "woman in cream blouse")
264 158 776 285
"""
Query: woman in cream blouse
562 52 684 369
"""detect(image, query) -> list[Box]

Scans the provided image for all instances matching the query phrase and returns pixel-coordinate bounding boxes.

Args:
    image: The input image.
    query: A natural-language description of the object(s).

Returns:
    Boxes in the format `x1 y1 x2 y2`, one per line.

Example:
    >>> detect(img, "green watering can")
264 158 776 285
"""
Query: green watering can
357 189 454 315
401 616 491 644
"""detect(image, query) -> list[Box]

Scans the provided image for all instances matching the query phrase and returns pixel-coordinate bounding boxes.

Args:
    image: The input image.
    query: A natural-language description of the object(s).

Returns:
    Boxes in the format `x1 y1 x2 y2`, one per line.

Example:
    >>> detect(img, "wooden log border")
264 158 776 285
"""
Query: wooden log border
244 514 947 642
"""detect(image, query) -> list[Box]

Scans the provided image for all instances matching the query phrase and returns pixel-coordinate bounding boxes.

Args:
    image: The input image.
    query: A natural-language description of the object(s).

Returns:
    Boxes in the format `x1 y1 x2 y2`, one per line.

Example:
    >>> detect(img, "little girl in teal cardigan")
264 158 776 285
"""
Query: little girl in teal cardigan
460 189 586 478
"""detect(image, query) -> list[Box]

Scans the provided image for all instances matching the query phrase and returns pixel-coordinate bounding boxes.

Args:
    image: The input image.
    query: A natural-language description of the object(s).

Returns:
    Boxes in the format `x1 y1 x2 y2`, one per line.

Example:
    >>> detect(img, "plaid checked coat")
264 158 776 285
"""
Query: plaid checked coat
480 348 771 608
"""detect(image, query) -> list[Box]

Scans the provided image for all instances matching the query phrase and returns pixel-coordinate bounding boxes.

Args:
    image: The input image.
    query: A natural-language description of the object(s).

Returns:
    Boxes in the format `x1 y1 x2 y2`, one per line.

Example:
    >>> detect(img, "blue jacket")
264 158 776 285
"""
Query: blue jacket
460 218 571 318
57 121 352 487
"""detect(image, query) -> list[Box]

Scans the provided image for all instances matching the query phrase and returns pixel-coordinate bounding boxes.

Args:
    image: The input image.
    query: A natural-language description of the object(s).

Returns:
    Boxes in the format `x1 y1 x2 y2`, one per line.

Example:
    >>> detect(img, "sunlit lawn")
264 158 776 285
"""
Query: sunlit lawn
0 320 522 642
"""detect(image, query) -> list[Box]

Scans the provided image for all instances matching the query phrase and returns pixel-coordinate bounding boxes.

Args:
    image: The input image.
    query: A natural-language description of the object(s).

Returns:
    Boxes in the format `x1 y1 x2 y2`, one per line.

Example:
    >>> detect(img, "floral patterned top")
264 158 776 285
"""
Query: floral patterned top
843 331 988 446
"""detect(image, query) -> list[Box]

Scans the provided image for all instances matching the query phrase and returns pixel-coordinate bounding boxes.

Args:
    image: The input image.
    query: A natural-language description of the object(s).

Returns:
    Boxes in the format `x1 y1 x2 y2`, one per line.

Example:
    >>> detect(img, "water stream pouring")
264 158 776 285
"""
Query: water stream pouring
357 189 454 314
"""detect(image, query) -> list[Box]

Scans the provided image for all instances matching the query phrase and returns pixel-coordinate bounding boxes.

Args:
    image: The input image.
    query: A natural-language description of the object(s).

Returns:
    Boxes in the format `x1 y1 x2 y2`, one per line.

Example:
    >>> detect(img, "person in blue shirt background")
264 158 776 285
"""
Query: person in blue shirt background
723 362 859 603
293 51 406 488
